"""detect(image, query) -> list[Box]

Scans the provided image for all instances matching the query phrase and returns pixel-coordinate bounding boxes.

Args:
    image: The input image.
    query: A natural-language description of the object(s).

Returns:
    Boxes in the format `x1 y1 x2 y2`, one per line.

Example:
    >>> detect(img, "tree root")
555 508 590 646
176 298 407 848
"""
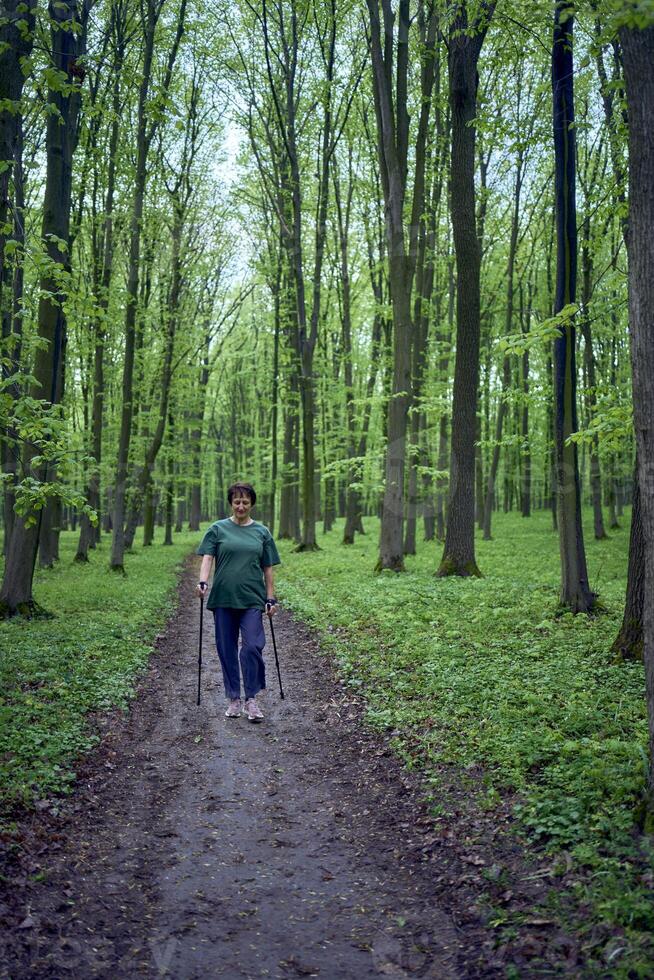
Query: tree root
0 599 54 621
435 555 482 578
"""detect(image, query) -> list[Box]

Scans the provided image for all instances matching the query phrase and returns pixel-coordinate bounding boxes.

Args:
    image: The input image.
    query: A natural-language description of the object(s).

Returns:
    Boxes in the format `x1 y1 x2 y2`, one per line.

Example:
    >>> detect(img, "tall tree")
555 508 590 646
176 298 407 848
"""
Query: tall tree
482 115 526 541
366 0 438 571
550 1 595 613
110 0 186 572
619 12 654 824
258 0 338 551
0 0 37 551
1 0 92 616
76 0 129 562
437 0 495 577
593 20 646 660
123 61 202 549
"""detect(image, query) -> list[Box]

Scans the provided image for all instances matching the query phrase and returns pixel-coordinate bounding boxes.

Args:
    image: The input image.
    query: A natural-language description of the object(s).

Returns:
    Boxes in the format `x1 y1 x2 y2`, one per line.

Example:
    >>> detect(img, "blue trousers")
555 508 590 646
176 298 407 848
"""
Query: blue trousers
213 608 266 700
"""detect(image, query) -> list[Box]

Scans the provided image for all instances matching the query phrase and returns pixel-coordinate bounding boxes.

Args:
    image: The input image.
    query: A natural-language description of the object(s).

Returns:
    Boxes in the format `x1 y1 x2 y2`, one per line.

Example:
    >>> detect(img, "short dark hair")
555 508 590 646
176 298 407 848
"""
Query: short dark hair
227 482 256 505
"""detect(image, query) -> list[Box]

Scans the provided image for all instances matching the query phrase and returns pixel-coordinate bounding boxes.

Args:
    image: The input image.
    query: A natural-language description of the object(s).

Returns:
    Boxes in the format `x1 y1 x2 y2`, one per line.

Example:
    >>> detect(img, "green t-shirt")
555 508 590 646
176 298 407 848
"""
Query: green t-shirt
197 518 281 610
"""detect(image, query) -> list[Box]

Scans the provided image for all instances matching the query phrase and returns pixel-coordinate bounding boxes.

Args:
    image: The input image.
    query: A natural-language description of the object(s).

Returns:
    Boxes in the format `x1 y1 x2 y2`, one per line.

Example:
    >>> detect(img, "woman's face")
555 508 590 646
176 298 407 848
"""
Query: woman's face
231 493 253 520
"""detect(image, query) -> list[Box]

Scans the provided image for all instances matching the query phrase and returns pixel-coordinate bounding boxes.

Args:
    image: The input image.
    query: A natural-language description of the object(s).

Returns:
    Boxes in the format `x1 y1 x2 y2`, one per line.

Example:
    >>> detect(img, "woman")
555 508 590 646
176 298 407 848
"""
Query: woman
196 482 280 723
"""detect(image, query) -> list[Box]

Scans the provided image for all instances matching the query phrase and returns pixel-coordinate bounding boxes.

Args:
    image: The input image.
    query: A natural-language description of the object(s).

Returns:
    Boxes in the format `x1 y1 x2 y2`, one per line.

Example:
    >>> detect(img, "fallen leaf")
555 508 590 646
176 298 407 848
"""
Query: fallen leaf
463 854 486 866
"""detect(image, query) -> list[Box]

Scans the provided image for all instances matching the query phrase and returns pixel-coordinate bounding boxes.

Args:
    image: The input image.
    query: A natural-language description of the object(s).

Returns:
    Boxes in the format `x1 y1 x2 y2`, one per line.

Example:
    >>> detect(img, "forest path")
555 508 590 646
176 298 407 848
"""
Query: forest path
3 560 516 979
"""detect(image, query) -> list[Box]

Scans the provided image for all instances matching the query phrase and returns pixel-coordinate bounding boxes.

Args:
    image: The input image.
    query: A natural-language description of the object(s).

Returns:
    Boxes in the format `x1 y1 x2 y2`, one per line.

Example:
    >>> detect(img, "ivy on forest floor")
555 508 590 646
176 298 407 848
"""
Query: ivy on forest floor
277 509 654 978
0 532 194 820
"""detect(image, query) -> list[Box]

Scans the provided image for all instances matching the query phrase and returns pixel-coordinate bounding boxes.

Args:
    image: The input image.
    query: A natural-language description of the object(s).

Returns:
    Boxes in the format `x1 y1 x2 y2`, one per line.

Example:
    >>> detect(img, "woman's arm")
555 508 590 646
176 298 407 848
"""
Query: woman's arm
197 554 214 597
263 565 278 615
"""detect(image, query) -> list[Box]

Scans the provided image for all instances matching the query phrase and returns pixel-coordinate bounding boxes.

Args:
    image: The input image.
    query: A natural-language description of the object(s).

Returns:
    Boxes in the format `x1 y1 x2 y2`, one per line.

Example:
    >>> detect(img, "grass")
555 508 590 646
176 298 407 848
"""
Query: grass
0 530 196 819
275 507 654 977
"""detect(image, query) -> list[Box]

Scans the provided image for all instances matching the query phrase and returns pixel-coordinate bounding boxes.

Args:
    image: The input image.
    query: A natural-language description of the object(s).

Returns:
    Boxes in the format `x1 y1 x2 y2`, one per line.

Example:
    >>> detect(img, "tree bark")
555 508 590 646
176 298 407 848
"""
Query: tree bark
163 413 175 546
595 21 647 654
620 17 654 823
188 322 211 532
110 0 186 572
612 462 644 661
261 0 336 552
482 144 523 540
435 254 454 542
520 281 532 517
579 213 607 540
1 1 36 555
333 152 357 541
2 124 25 554
1 0 88 616
437 1 494 577
343 162 387 544
76 4 126 561
367 0 437 571
551 2 595 613
406 66 443 554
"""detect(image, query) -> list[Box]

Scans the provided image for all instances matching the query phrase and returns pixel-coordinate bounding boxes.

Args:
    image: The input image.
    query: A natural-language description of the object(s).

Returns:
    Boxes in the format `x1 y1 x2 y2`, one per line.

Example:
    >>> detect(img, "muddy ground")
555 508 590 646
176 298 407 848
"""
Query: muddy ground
0 561 583 978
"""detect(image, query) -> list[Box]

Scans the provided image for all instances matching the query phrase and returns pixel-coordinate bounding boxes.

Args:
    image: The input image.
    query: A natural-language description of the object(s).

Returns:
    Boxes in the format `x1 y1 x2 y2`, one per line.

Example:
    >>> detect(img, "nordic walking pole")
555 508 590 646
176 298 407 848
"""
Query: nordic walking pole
266 602 285 700
197 593 204 706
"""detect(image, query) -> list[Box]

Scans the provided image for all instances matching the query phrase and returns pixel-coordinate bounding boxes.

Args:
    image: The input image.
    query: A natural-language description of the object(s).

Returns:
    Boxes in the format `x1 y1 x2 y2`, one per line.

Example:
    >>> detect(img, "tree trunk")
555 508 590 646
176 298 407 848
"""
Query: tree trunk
551 3 595 613
482 356 510 540
612 463 643 661
0 0 35 305
620 17 654 824
2 124 26 555
367 0 437 571
343 183 386 545
143 480 154 546
1 0 87 616
475 412 484 528
1 2 35 556
435 255 454 542
110 0 186 572
334 152 358 542
521 346 531 517
437 1 494 577
269 255 281 535
261 0 336 552
163 425 174 546
579 215 607 540
403 201 429 557
39 499 62 568
109 1 158 571
482 144 523 540
76 7 126 561
278 394 301 541
188 323 211 532
405 86 443 555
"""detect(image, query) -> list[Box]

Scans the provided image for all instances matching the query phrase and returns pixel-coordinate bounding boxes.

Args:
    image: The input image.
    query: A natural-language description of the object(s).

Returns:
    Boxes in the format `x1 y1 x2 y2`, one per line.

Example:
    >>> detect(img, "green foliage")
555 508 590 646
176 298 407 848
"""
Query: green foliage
499 304 579 357
607 0 654 31
0 373 96 524
0 531 194 822
277 511 653 974
567 394 634 452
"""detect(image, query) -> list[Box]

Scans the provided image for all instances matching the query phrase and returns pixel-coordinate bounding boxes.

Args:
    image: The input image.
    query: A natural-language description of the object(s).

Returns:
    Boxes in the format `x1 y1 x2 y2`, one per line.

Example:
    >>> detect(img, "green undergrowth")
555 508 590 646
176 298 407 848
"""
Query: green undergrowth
0 531 194 822
276 508 654 976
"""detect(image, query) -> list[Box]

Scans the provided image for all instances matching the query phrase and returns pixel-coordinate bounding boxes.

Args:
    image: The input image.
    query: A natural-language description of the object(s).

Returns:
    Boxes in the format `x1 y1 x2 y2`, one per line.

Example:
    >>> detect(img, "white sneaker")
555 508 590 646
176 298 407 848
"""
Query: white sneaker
225 698 242 719
245 698 264 723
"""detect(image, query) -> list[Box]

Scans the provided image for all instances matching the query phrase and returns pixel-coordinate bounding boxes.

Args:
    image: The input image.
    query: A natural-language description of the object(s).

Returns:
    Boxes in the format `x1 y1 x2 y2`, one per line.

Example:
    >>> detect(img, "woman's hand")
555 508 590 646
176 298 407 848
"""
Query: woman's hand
265 599 279 617
197 581 208 599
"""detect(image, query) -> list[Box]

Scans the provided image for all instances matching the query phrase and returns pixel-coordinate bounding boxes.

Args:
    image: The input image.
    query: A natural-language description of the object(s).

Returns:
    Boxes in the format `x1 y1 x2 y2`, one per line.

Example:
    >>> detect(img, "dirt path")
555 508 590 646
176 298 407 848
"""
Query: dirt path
1 562 575 979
